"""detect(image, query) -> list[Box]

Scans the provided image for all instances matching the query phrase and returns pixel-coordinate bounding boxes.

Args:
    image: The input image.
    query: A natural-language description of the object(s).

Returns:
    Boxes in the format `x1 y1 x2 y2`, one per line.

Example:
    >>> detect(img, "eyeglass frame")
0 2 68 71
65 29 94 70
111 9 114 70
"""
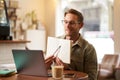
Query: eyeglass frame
61 20 81 26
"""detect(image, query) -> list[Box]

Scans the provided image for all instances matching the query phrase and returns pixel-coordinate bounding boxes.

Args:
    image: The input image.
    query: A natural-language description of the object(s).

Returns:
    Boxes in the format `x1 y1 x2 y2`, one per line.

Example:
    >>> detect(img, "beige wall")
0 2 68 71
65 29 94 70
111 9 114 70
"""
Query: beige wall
17 0 45 24
114 0 120 53
44 0 58 37
17 0 57 37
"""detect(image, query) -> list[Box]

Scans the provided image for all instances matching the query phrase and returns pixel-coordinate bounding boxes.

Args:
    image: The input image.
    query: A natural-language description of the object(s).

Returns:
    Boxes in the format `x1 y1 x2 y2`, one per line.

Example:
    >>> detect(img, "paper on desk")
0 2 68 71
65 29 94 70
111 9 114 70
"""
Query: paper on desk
45 37 72 64
0 64 16 71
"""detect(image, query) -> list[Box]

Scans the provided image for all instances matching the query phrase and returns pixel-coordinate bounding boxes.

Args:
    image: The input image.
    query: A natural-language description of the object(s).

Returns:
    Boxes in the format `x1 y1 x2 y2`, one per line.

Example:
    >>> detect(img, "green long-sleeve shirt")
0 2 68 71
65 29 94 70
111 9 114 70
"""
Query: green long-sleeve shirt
58 34 98 80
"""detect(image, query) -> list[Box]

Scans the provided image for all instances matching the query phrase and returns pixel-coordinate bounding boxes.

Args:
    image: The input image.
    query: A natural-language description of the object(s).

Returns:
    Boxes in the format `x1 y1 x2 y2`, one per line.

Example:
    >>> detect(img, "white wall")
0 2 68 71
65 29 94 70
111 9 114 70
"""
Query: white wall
25 30 46 51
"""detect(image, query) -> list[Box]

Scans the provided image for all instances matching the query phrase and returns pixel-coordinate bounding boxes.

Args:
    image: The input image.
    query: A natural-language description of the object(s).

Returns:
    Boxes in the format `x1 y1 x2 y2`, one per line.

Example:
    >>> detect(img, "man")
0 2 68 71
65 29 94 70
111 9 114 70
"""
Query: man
45 8 98 80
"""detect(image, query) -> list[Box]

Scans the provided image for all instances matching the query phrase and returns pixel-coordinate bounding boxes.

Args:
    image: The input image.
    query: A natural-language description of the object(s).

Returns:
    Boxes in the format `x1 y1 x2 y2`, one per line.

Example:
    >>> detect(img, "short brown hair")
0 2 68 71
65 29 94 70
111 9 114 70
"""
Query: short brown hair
64 9 84 23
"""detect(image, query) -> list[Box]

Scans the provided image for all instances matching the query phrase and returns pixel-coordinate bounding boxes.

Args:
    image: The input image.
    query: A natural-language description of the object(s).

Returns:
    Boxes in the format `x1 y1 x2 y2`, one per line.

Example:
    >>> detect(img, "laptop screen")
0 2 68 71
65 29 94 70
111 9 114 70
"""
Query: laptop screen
12 49 48 77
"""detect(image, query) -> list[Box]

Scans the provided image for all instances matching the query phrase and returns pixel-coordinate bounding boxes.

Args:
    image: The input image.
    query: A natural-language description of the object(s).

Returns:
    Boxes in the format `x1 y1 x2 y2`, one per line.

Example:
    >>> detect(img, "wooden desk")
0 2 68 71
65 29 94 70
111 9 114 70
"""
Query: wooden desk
0 70 88 80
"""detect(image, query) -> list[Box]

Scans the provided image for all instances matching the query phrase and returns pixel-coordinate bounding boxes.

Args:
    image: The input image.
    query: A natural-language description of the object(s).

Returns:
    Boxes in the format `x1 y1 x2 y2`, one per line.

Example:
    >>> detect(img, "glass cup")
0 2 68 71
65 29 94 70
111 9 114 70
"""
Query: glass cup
52 65 64 79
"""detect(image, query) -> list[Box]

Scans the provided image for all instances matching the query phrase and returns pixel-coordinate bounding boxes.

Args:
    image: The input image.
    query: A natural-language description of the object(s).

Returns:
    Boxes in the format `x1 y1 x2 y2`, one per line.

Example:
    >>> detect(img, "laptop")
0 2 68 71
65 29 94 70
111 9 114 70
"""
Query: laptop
12 49 50 77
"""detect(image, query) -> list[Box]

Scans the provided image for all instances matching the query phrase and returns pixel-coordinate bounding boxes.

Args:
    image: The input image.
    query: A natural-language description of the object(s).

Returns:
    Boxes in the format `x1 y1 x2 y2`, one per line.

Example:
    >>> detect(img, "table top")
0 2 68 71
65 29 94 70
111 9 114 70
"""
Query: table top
0 70 88 80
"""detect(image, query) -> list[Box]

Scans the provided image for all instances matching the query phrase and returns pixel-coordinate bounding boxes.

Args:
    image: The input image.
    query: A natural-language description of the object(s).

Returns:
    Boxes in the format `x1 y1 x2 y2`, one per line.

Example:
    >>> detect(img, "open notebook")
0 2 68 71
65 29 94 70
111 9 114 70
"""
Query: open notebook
12 49 51 77
46 37 72 64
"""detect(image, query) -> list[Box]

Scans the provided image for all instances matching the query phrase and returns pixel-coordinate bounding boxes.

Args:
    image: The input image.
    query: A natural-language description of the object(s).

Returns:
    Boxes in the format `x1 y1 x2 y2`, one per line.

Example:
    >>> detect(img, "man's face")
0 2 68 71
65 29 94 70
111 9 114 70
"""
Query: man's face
63 13 83 37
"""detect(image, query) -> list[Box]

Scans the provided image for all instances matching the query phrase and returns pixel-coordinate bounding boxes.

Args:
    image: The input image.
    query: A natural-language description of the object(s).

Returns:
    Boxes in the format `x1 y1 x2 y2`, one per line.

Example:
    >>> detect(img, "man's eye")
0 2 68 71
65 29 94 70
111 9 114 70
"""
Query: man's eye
69 22 75 24
64 21 68 23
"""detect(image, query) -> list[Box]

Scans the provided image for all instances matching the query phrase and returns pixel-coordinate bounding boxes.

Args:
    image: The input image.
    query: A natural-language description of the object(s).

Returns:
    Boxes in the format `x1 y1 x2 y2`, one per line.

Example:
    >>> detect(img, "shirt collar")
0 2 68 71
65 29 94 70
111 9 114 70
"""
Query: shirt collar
61 34 83 47
72 34 83 47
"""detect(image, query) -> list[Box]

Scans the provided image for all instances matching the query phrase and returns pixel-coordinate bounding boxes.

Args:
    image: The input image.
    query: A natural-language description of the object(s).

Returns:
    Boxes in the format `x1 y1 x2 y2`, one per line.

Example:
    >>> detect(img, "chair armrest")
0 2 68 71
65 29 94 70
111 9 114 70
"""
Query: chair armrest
115 67 120 80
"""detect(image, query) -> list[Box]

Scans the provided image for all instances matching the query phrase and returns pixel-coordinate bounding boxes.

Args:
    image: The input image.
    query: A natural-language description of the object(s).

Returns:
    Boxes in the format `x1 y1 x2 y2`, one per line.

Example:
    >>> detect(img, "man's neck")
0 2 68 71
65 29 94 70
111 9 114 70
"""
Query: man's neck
65 34 80 43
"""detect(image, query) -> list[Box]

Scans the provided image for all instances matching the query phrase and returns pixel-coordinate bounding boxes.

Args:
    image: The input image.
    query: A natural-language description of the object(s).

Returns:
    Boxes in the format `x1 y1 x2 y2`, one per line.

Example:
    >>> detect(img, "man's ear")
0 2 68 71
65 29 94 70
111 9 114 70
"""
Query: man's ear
79 22 84 29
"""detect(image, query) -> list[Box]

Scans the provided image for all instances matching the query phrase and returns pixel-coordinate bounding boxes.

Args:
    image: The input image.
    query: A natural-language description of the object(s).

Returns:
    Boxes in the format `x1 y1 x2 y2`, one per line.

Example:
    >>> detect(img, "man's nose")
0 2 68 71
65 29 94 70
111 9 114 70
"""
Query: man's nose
65 23 71 28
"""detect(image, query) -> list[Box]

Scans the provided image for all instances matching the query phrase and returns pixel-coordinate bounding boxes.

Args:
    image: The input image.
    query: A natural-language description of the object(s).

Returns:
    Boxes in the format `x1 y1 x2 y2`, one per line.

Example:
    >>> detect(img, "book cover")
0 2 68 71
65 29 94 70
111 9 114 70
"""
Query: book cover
45 37 72 64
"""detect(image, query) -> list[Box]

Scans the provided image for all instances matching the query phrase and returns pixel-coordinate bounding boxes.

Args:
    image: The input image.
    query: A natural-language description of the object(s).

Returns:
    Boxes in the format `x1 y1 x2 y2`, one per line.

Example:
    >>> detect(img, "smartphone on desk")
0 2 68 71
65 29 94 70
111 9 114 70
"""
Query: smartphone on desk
64 73 76 78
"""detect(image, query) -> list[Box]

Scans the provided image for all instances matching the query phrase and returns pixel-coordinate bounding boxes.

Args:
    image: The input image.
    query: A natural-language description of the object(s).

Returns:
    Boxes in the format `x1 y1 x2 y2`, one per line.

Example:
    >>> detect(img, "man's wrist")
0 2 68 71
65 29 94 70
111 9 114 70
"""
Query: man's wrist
64 63 72 70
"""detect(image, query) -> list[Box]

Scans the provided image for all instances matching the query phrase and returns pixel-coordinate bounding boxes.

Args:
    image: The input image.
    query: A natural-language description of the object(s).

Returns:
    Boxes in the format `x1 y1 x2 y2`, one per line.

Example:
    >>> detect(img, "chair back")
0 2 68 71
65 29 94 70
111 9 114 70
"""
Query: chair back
101 54 120 71
98 54 120 80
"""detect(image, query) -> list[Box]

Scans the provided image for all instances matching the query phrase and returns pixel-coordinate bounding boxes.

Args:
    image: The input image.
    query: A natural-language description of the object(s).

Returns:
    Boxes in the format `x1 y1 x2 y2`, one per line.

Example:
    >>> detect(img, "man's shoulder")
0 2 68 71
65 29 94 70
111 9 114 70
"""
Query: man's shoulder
79 36 96 52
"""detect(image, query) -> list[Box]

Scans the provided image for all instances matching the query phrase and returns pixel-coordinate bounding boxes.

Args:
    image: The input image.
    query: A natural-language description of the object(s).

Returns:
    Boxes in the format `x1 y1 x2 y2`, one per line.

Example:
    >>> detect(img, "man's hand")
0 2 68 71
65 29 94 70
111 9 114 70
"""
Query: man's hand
45 55 55 69
54 57 69 69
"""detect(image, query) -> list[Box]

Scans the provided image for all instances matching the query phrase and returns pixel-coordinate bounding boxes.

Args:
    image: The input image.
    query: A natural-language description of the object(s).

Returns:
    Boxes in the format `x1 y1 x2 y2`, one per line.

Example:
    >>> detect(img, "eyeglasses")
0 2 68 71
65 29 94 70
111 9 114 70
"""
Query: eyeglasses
61 20 80 26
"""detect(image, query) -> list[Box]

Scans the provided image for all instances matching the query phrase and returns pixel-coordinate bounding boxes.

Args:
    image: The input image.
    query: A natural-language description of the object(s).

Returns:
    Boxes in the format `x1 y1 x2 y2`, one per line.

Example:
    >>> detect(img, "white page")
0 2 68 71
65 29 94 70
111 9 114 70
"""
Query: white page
45 37 71 64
